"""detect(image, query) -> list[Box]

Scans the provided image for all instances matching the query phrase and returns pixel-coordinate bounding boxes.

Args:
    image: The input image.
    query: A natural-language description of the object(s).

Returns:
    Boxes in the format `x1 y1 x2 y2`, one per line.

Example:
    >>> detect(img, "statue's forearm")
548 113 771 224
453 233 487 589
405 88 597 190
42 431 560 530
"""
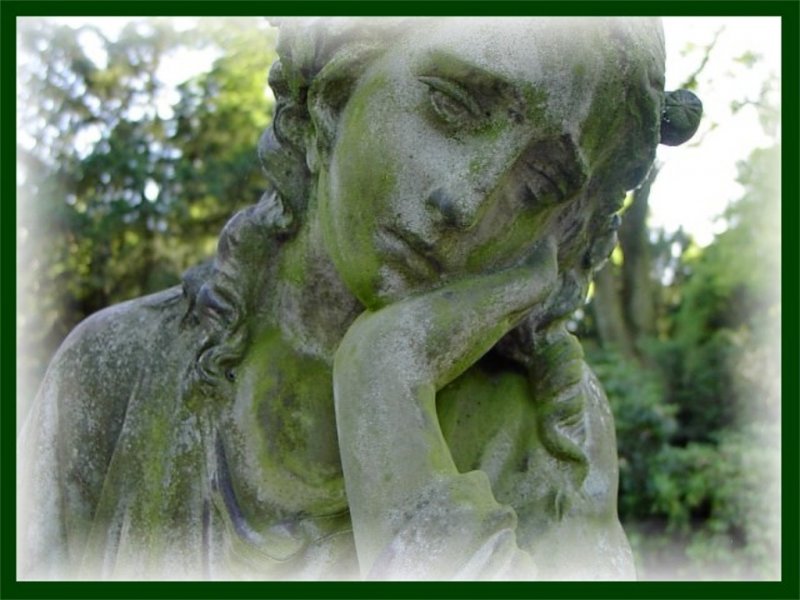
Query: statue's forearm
332 243 556 578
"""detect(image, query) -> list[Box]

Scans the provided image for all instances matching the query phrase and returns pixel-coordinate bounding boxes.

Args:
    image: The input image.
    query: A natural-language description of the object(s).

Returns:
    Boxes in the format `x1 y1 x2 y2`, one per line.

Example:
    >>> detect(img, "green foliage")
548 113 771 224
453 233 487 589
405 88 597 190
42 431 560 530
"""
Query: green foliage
594 354 780 578
589 143 781 579
622 424 780 580
588 349 677 518
663 145 780 442
17 18 277 426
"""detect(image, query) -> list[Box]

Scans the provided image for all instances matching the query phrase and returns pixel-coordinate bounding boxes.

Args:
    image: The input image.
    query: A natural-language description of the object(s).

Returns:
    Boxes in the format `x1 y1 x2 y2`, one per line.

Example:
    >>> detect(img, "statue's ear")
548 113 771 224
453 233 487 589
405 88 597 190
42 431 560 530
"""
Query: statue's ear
306 42 380 170
660 89 703 146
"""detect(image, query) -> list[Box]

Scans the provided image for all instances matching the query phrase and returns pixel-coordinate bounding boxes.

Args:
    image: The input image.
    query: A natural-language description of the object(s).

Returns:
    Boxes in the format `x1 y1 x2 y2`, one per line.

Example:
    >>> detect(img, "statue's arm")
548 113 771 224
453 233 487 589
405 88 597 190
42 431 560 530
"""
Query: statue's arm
16 292 174 579
17 363 70 579
17 312 129 579
333 240 557 579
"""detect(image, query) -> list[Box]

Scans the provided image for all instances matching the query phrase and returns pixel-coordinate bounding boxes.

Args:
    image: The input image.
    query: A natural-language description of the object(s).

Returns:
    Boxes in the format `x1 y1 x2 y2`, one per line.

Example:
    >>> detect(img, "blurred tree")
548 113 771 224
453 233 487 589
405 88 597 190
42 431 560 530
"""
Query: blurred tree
17 18 276 427
591 168 660 362
604 144 781 579
664 143 780 442
588 28 723 362
582 26 781 578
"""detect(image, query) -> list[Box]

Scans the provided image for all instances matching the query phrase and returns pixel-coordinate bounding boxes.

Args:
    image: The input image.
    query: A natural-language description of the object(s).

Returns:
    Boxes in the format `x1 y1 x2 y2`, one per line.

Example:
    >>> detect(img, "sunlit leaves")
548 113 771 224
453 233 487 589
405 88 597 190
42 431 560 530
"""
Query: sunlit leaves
18 18 277 414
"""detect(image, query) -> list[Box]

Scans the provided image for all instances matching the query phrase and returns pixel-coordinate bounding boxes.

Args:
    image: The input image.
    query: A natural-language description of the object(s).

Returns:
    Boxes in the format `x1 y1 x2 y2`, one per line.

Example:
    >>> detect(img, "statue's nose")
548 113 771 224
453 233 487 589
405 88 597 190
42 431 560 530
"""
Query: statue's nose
425 187 483 231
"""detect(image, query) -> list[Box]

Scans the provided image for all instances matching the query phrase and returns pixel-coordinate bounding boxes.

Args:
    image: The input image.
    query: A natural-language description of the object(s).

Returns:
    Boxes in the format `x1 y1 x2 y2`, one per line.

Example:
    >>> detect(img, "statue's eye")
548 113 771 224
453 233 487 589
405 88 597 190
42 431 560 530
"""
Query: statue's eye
520 162 567 206
419 76 482 126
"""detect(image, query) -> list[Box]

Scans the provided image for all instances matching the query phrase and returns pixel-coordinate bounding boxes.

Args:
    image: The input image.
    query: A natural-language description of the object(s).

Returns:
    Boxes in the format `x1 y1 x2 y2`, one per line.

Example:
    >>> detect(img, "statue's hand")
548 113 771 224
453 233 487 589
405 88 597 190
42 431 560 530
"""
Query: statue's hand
332 238 557 579
336 237 557 389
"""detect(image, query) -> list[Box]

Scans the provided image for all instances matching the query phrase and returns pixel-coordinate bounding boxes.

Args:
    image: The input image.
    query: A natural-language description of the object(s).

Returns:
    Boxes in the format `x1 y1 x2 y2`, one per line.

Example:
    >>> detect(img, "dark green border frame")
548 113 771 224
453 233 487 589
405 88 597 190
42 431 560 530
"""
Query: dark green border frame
2 1 797 599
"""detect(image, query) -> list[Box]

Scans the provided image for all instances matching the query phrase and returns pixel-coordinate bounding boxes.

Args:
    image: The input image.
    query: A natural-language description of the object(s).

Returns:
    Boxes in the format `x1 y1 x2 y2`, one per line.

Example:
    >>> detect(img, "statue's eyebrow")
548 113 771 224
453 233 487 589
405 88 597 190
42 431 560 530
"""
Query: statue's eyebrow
416 50 521 106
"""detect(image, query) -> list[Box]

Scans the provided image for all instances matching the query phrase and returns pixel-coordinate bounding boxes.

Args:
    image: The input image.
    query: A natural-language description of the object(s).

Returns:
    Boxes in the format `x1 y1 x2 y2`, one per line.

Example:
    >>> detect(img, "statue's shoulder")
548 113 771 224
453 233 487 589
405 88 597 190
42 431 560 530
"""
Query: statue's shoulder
54 285 189 367
65 285 185 344
19 285 199 579
37 285 196 436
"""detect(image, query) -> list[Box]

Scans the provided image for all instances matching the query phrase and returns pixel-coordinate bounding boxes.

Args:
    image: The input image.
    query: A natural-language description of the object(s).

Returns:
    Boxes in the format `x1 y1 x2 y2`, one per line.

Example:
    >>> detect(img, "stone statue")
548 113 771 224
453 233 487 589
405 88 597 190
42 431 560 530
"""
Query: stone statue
17 17 701 581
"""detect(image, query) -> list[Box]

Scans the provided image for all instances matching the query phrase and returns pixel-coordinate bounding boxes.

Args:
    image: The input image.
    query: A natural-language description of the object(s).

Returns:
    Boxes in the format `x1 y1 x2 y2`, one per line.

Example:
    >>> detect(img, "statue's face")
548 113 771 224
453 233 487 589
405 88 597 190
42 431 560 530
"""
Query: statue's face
319 19 650 308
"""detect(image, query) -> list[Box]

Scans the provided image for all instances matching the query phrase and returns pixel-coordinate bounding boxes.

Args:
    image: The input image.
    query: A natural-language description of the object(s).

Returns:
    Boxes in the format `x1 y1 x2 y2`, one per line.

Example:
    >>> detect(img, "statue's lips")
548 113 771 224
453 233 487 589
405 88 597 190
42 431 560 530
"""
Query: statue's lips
378 226 443 279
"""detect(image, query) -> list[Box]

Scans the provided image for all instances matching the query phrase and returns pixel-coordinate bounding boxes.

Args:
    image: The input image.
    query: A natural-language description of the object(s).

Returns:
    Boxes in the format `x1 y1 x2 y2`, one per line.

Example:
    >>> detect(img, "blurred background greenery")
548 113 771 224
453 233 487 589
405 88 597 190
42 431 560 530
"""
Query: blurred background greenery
16 17 781 580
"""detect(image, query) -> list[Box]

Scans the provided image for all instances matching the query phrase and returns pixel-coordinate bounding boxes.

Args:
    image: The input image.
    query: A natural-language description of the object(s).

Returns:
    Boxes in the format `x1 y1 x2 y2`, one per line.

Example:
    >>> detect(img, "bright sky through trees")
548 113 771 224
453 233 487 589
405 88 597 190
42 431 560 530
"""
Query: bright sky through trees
654 17 780 246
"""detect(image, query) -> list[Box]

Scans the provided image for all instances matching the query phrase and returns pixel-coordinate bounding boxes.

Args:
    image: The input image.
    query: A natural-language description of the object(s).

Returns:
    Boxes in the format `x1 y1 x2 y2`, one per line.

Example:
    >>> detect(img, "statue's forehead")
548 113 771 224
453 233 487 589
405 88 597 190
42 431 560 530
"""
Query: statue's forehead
359 19 619 144
395 19 609 81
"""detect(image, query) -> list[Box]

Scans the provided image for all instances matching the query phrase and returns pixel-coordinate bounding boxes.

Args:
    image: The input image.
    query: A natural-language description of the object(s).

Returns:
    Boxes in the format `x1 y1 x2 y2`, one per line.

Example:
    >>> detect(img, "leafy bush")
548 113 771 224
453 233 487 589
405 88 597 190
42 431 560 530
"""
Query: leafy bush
588 349 676 520
591 338 781 579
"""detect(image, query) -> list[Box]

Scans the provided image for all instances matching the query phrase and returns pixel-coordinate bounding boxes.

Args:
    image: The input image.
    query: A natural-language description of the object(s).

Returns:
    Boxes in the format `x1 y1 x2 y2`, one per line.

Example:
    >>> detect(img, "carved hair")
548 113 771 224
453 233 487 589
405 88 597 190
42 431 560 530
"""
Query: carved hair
181 191 292 399
494 18 667 493
258 18 411 217
182 19 409 399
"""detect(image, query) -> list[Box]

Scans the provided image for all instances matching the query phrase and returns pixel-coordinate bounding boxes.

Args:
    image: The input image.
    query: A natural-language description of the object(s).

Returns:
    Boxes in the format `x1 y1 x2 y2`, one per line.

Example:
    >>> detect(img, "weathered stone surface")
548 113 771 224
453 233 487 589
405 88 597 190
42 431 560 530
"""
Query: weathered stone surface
18 17 700 580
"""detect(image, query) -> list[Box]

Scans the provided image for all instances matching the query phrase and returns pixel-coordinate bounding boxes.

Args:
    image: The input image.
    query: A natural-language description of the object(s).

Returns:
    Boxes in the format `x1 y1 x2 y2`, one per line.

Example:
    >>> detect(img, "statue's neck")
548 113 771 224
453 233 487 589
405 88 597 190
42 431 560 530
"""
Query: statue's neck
265 216 364 363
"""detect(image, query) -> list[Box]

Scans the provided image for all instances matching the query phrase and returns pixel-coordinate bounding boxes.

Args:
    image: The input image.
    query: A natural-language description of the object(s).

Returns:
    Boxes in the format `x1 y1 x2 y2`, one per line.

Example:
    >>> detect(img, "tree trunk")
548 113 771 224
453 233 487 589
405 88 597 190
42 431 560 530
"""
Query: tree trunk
619 167 658 340
590 167 659 362
592 263 637 359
